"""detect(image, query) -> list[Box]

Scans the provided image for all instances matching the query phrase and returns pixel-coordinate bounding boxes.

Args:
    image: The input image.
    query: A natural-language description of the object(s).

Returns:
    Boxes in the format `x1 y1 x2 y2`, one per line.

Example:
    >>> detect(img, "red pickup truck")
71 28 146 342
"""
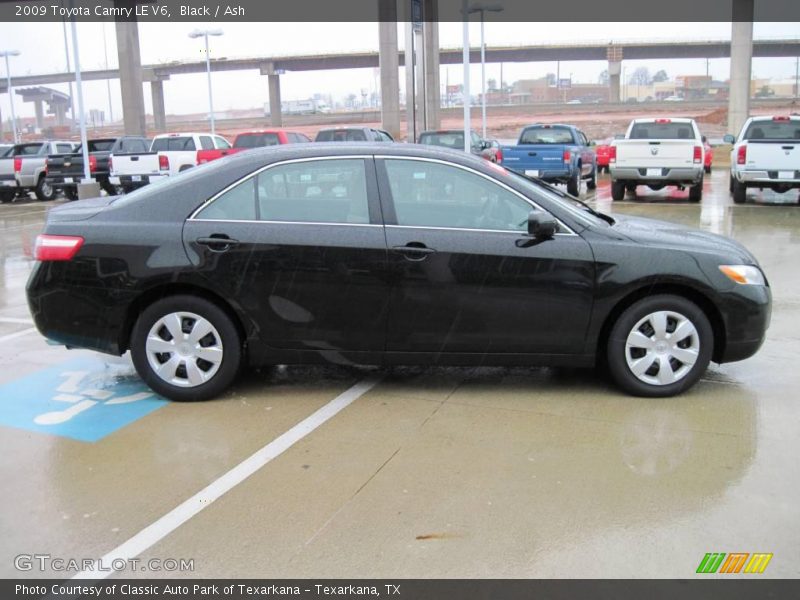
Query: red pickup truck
196 130 312 164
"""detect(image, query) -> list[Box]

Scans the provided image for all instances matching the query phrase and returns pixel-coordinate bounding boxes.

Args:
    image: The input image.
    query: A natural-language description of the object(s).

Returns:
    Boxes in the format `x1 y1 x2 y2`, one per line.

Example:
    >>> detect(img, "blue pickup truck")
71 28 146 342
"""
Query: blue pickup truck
500 124 597 196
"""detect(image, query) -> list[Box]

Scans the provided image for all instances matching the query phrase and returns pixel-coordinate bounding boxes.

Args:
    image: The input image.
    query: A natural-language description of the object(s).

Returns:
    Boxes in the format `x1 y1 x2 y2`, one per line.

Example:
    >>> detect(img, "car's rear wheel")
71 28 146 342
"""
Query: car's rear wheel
587 167 597 190
0 191 14 203
611 180 625 201
688 178 703 202
63 187 78 201
131 295 242 401
35 176 56 201
607 295 712 397
732 178 747 204
567 170 580 196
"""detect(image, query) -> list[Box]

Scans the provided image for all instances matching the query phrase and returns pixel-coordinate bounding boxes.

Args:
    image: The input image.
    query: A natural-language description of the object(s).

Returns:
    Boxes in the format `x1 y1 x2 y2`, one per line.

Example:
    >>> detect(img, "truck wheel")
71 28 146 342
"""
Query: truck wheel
63 187 79 201
729 174 734 193
587 167 597 190
606 294 713 397
611 180 625 201
704 165 711 174
35 176 56 202
688 178 703 203
100 181 117 196
567 171 580 196
732 178 747 204
0 191 15 203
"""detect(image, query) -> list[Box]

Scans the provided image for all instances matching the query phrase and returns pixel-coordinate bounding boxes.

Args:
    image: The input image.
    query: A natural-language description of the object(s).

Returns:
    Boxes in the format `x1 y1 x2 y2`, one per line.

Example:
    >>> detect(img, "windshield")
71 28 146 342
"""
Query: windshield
419 132 465 149
234 133 281 148
629 122 695 140
743 120 800 141
519 126 574 145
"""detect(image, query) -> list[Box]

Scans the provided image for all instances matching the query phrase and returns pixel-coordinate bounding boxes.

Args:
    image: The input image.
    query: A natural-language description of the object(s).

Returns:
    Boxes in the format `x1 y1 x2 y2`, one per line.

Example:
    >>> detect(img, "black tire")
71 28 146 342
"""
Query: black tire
732 178 747 204
35 176 56 201
130 295 242 401
606 294 713 397
586 166 597 190
688 177 703 203
566 170 580 196
0 190 14 203
704 165 712 174
611 180 626 201
729 174 734 193
63 187 79 201
100 180 117 196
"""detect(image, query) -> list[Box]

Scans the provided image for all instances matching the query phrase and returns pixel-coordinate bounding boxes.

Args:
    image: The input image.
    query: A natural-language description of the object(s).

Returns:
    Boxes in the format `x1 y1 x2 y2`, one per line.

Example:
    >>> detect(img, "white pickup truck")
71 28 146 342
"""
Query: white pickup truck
609 118 705 202
724 115 800 204
109 132 230 193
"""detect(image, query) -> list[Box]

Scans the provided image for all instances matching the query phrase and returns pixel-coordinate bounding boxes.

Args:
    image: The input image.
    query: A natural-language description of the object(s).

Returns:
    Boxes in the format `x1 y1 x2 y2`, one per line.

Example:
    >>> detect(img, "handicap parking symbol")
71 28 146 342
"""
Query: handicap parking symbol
0 357 168 442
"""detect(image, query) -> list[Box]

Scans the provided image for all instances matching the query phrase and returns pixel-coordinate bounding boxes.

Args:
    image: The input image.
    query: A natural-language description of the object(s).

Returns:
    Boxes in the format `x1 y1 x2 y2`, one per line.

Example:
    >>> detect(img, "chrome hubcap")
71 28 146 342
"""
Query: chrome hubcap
145 311 223 388
625 310 699 386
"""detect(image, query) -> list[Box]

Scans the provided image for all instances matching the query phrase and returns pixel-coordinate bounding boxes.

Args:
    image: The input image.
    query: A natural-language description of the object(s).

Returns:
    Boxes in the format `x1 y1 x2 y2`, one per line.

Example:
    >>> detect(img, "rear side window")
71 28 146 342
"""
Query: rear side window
519 127 574 145
743 121 800 141
315 129 368 142
629 123 695 140
195 178 257 221
151 137 196 151
256 159 369 224
234 133 281 148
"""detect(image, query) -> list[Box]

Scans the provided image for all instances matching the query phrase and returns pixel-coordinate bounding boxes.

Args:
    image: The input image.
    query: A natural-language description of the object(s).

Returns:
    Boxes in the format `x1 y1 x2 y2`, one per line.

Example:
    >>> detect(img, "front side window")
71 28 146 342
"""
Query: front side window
214 136 231 149
256 159 369 224
384 159 532 232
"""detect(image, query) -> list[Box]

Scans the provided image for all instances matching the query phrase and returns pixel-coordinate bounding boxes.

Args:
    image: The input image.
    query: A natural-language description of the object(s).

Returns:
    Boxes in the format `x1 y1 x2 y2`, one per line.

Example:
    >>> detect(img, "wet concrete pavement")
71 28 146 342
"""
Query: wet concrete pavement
0 168 798 578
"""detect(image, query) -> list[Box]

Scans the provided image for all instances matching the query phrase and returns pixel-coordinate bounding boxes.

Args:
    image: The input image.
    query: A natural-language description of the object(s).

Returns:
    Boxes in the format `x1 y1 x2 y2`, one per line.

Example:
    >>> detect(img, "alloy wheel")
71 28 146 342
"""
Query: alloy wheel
624 310 699 386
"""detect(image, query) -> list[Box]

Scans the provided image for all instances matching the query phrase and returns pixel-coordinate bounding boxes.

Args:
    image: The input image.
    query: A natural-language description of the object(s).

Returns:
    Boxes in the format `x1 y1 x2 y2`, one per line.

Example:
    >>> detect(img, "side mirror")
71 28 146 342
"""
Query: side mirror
481 140 491 150
588 140 596 147
722 134 736 144
701 135 707 143
527 210 558 239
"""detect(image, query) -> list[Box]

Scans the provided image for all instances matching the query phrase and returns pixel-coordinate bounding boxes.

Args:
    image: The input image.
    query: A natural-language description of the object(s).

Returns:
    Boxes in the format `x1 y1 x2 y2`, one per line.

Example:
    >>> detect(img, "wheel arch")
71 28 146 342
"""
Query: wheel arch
119 283 251 355
596 282 727 365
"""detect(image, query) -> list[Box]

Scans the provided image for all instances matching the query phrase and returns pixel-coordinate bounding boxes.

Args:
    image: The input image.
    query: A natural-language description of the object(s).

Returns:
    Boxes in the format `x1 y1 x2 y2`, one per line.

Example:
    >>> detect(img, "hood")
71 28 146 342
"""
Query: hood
47 196 117 222
610 214 758 265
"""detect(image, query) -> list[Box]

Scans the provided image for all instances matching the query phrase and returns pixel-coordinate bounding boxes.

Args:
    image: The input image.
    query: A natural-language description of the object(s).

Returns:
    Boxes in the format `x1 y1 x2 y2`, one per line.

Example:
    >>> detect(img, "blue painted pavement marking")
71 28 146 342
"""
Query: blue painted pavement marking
0 357 168 442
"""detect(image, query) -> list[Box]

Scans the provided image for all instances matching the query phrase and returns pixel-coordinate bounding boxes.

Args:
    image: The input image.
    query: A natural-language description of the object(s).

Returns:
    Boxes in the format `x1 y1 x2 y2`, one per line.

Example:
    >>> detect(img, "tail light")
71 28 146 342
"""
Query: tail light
197 151 206 165
655 118 672 124
693 146 702 164
13 157 22 173
34 234 84 262
159 154 170 171
772 116 790 121
737 145 747 165
88 155 98 172
495 148 503 163
563 149 571 163
609 146 617 163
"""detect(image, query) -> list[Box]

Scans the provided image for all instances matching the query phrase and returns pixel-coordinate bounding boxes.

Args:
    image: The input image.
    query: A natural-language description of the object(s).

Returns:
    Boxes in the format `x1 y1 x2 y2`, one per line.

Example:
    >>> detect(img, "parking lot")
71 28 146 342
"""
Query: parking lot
0 167 798 579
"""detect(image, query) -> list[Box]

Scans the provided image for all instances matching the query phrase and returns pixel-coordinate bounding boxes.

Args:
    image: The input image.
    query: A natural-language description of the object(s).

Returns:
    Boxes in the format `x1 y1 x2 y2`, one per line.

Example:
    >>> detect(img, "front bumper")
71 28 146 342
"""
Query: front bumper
610 166 704 185
717 283 772 364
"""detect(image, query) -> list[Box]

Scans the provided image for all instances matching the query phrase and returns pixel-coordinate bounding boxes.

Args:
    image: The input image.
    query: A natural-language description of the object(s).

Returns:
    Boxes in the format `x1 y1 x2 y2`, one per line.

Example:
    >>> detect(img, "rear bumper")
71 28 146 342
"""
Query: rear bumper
508 166 572 181
109 174 166 187
734 169 800 186
610 166 704 184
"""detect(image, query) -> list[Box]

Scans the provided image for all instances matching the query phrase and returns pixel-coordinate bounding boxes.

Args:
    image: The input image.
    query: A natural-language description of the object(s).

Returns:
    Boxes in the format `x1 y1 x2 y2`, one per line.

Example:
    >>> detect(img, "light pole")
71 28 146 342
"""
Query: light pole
1 50 20 143
189 28 223 135
468 2 503 140
461 0 470 152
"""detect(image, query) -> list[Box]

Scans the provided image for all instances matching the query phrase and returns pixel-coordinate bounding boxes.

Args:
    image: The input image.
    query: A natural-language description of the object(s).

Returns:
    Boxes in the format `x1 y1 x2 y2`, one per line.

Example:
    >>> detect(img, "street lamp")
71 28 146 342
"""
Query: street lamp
468 2 504 140
0 50 20 144
189 29 223 135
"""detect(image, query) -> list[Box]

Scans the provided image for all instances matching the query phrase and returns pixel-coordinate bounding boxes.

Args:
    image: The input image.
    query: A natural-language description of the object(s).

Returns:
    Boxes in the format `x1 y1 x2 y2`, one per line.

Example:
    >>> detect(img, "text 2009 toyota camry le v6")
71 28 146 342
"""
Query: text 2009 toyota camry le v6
26 144 771 401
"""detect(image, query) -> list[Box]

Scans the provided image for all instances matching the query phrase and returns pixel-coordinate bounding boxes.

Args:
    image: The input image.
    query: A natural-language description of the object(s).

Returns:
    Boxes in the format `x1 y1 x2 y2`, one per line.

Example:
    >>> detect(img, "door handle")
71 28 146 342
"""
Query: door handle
391 244 436 261
197 236 240 252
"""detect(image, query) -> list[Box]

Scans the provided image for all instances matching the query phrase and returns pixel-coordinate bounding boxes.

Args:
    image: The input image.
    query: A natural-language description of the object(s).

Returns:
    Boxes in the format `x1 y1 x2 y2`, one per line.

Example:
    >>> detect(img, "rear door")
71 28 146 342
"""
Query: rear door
183 156 389 355
376 157 595 356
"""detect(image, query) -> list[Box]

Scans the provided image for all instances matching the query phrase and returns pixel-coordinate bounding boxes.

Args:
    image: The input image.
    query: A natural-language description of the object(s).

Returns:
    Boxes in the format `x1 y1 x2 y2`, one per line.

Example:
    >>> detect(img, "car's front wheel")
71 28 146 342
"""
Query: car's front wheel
606 295 713 397
35 176 56 201
130 295 242 401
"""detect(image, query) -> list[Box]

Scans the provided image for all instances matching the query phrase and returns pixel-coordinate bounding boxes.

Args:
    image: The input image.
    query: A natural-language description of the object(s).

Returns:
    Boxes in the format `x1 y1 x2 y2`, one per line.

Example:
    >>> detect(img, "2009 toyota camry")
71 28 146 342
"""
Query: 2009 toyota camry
26 144 771 401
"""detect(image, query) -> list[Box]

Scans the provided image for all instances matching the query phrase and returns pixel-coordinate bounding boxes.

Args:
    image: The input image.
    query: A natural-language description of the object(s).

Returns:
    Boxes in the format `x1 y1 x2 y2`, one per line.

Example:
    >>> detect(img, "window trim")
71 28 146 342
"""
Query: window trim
188 155 378 224
374 155 576 236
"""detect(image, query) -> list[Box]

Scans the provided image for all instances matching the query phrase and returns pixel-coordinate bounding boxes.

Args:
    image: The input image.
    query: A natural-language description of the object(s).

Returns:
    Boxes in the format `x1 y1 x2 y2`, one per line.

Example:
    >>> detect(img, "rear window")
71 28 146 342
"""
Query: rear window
419 132 464 149
743 120 800 141
234 133 281 148
78 140 115 153
151 137 196 151
519 127 574 145
15 143 44 156
315 129 368 142
629 122 695 140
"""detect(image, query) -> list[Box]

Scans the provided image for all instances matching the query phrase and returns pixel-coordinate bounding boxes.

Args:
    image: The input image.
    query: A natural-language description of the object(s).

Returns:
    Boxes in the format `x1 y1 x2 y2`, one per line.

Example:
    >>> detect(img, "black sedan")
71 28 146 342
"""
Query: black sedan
27 144 771 401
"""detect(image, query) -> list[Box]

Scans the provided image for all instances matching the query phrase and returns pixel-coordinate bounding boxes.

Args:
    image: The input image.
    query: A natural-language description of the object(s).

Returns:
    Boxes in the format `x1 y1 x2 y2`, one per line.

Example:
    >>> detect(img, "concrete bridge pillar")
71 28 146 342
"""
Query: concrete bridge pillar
378 0 401 140
150 80 166 131
607 45 623 103
728 0 754 136
54 104 67 126
422 0 440 130
115 15 146 135
33 99 45 129
260 63 282 127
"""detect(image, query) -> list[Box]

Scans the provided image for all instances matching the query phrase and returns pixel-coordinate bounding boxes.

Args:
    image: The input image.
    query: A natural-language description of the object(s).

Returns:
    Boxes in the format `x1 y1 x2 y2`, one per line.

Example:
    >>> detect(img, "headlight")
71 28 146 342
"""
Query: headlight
719 265 766 286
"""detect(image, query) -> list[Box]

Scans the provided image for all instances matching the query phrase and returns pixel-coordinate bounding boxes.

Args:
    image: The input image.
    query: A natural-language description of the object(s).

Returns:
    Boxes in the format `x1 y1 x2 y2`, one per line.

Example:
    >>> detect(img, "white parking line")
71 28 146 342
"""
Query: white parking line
72 375 381 580
0 317 34 325
0 327 37 344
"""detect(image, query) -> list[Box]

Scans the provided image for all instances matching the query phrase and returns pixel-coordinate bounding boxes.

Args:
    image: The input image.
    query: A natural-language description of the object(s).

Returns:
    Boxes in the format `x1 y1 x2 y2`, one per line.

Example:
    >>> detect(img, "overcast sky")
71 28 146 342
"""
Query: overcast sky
1 21 798 120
